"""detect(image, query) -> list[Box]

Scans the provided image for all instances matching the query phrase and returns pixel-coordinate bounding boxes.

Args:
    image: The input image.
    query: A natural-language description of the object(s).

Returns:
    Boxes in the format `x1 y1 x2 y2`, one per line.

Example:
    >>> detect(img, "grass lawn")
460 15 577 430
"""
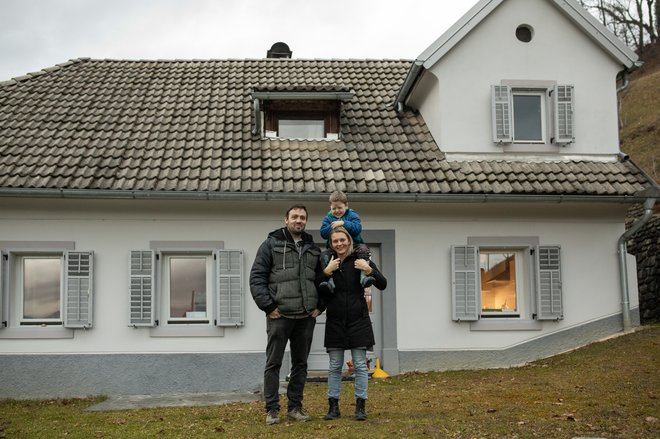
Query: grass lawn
1 325 658 438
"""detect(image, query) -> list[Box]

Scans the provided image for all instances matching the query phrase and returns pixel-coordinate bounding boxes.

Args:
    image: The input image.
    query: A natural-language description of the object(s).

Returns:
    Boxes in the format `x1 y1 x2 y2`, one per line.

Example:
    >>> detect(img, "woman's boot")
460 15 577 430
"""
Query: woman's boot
324 398 340 420
355 398 367 421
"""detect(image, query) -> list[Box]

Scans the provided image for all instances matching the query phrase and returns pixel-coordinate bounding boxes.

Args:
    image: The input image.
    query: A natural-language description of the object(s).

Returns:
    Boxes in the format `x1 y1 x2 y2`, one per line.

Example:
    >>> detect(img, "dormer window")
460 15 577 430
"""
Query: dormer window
252 89 353 140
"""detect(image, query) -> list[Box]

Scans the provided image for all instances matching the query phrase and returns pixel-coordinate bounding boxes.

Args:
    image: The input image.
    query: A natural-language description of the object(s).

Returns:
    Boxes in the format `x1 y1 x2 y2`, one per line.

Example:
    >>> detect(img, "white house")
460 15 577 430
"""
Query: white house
0 0 657 399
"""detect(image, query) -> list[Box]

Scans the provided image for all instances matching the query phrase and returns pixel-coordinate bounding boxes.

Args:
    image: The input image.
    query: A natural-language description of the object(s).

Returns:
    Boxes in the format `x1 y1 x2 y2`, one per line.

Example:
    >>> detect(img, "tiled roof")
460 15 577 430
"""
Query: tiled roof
0 58 651 198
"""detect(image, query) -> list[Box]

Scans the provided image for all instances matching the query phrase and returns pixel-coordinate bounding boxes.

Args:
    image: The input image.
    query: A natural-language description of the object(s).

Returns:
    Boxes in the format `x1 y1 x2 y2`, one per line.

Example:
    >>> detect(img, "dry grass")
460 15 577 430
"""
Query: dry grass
1 325 658 438
620 68 660 181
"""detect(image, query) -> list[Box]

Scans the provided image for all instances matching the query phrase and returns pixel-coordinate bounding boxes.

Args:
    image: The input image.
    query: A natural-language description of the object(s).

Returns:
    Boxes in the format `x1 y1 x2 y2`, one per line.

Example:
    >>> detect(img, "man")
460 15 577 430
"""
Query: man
250 204 324 425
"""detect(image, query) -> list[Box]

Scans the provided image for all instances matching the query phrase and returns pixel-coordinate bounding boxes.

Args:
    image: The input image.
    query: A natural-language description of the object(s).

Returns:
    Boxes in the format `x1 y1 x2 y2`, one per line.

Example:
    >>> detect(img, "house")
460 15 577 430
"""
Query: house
0 0 657 399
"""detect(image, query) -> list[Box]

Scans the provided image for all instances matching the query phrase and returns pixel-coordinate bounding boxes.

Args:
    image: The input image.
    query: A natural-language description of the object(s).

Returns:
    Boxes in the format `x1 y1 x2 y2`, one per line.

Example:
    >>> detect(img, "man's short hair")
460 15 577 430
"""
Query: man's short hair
329 191 348 204
285 204 308 219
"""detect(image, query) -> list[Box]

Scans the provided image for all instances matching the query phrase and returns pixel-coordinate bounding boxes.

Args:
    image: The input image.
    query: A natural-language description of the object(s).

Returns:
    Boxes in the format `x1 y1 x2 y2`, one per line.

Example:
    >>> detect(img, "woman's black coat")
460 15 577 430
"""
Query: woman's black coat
322 252 387 349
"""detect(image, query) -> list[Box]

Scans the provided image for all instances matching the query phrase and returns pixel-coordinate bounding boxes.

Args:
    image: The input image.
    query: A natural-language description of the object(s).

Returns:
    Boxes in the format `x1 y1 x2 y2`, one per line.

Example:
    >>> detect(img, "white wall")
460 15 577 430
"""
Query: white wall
0 198 633 356
412 0 624 155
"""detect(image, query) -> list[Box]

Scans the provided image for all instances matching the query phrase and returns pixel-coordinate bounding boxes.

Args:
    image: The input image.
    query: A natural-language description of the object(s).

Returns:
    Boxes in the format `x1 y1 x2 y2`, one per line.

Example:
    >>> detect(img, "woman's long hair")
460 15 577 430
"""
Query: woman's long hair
329 226 354 258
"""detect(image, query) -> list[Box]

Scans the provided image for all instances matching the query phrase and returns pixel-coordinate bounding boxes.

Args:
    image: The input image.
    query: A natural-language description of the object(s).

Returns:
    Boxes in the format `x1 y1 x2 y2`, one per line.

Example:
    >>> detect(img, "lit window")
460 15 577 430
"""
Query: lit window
479 251 522 316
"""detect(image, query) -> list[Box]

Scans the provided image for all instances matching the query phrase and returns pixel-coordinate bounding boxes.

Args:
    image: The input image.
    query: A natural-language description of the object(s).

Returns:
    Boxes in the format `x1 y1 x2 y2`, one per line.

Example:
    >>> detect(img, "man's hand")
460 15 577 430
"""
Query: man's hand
310 309 321 318
268 308 281 319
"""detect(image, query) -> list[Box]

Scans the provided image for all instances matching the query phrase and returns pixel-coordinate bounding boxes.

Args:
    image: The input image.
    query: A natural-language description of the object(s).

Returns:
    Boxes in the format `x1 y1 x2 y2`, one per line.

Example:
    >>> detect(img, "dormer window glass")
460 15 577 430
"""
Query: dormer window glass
278 118 325 139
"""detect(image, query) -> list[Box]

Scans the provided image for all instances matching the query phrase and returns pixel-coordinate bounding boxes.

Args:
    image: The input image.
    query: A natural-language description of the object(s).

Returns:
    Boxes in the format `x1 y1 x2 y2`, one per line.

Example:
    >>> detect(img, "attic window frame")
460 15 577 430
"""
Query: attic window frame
263 100 339 139
252 90 353 140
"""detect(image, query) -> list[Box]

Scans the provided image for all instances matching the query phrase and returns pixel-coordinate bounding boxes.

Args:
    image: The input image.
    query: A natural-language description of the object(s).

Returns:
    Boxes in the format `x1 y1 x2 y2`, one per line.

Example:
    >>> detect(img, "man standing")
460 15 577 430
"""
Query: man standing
250 204 324 425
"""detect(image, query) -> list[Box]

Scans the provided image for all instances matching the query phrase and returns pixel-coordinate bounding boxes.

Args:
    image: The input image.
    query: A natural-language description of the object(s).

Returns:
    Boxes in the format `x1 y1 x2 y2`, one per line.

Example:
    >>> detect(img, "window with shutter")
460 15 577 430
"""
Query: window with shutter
451 245 479 321
535 246 563 320
129 250 156 327
491 82 575 146
215 249 244 327
64 251 93 328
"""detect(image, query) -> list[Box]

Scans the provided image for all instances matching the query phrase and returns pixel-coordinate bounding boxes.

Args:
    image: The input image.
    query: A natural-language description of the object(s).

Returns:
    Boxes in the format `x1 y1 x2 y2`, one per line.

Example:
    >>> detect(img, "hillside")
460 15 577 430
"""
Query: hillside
619 42 660 181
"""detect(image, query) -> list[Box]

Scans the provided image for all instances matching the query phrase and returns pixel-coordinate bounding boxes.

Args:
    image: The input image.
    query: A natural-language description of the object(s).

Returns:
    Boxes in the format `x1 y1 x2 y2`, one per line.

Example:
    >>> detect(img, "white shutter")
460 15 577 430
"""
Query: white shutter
451 246 480 321
491 85 513 143
215 249 244 327
0 251 6 329
129 250 156 327
536 246 563 320
64 251 94 328
553 85 574 144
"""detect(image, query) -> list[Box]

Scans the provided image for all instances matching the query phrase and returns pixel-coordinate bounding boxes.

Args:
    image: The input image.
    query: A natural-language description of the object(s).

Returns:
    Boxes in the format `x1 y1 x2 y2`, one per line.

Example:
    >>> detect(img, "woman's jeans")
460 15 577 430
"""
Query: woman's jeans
327 348 368 400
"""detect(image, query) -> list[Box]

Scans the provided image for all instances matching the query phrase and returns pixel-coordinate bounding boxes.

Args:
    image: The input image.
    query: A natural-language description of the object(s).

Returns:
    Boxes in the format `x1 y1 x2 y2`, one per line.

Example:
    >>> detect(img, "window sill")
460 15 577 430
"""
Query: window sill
0 327 74 339
149 326 225 338
469 319 542 331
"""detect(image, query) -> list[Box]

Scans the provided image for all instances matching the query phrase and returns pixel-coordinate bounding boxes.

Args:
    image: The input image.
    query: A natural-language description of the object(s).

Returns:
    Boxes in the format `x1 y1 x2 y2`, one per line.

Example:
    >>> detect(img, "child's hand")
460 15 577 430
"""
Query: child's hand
331 220 345 229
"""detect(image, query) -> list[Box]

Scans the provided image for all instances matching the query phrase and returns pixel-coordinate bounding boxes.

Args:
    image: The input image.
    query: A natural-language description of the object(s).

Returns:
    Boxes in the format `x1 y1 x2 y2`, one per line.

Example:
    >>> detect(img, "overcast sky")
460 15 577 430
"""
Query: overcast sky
0 0 478 81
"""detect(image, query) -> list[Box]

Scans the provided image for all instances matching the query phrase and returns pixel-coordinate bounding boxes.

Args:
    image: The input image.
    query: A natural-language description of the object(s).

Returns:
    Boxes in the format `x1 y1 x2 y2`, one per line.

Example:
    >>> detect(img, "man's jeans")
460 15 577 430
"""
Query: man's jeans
264 316 316 412
327 348 368 400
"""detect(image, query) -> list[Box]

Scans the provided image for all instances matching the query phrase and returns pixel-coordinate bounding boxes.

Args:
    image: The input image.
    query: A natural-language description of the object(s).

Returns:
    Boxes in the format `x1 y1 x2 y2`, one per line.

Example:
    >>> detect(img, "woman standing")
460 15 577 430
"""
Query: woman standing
320 227 387 421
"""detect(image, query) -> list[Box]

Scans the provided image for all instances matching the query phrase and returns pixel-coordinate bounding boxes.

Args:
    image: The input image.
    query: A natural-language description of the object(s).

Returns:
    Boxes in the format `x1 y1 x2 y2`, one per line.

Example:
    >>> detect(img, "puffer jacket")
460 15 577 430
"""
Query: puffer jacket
250 227 324 315
322 252 387 349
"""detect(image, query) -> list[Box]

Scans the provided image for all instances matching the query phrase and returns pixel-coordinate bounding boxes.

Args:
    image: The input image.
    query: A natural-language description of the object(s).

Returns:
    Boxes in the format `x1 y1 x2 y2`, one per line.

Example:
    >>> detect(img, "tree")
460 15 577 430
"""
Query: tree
579 0 658 53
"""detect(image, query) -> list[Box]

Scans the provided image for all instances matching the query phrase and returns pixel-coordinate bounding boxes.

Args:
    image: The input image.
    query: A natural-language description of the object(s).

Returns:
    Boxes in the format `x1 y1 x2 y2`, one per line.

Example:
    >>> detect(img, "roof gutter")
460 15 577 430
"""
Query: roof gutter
393 60 424 113
0 188 652 204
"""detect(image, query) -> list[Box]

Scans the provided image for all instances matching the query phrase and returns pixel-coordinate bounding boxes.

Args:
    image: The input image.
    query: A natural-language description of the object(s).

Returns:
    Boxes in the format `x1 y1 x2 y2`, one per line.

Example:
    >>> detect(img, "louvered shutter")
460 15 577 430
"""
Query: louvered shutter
451 246 480 321
129 250 156 327
215 249 244 327
491 85 513 143
536 246 563 320
64 251 94 328
0 251 5 329
553 85 574 144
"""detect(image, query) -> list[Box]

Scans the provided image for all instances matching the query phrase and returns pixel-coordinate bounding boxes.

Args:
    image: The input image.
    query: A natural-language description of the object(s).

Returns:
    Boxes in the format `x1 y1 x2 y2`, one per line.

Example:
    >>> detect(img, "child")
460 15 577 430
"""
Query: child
319 191 375 294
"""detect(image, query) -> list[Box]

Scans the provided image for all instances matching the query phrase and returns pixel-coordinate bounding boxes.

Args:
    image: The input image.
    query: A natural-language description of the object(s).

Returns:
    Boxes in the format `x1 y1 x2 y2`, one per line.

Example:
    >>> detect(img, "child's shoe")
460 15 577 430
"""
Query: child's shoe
319 281 335 295
360 276 375 288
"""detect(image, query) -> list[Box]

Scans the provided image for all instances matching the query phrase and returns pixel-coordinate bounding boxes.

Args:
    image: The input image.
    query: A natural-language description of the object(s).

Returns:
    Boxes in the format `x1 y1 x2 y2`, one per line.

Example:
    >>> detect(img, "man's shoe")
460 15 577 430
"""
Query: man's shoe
287 407 312 422
266 409 280 425
355 398 367 421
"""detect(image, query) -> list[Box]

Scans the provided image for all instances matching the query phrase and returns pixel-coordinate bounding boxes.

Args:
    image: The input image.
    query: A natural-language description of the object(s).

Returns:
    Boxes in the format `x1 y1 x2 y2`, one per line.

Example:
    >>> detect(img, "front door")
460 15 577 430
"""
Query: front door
307 244 383 371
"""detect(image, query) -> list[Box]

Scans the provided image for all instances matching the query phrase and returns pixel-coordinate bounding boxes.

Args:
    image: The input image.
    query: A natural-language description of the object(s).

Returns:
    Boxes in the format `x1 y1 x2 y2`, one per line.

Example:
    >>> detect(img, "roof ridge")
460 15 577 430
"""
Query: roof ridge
0 57 91 87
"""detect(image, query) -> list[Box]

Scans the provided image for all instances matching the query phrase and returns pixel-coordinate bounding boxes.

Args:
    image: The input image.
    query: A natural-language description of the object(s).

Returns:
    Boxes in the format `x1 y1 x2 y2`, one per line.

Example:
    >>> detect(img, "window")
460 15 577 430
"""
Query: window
251 89 353 140
451 240 562 323
491 84 574 145
263 100 339 139
129 245 244 329
0 246 94 333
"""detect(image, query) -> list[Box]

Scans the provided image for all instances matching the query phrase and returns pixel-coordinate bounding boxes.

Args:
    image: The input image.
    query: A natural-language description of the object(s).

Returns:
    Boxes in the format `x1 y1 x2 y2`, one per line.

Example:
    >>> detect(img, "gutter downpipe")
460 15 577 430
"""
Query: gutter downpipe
617 196 655 331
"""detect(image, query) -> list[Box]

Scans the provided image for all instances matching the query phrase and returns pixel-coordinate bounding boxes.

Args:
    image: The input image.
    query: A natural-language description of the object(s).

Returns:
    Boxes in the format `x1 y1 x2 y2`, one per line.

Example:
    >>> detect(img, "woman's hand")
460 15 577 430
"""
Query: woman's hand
354 259 373 275
324 255 340 276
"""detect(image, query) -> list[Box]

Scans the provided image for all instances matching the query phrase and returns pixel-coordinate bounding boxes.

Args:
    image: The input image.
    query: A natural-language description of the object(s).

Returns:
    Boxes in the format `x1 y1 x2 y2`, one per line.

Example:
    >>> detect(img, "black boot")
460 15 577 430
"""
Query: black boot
324 398 340 420
355 398 367 421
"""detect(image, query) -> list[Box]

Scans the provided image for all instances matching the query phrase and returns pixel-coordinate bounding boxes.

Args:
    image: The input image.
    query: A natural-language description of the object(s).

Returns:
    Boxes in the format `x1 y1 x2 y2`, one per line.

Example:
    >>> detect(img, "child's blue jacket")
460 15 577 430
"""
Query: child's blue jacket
320 208 364 245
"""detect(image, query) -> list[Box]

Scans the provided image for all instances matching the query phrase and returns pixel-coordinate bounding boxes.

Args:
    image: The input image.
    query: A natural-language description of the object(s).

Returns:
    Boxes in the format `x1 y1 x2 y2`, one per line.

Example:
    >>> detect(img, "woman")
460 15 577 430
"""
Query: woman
320 226 387 421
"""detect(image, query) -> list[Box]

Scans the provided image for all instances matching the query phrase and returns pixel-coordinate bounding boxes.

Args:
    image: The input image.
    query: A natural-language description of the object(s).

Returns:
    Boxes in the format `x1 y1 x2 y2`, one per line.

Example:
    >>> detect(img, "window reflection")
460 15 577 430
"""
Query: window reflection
169 257 207 319
23 258 61 319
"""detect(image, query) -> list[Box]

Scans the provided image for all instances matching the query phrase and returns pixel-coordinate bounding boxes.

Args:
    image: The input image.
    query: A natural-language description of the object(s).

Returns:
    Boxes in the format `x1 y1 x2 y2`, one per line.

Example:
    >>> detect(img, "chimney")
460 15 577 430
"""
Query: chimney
267 42 292 59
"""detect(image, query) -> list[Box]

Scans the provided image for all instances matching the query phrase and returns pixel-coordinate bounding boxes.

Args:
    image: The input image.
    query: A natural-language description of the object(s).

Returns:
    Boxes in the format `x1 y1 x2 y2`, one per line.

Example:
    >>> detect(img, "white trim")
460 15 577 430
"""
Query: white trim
443 153 619 162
